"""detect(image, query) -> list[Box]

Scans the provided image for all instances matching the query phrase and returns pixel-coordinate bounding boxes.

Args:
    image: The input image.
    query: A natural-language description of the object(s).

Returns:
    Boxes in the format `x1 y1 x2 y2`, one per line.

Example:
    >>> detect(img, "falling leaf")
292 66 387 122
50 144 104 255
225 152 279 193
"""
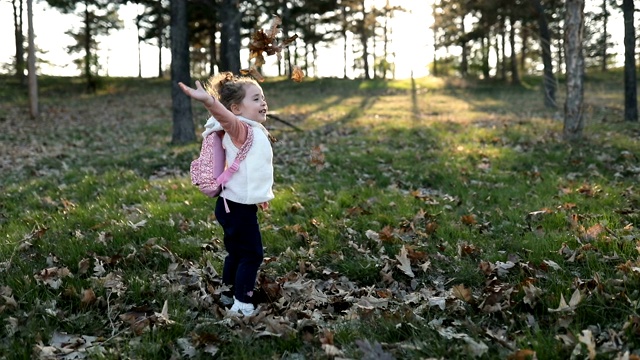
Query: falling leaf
395 245 415 278
240 66 265 82
310 145 325 167
248 15 299 67
291 66 304 82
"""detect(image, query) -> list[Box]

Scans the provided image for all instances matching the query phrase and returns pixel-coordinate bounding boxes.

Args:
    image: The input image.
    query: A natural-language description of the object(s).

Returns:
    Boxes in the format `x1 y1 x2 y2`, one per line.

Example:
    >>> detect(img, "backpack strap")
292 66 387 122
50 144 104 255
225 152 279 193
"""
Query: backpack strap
217 123 254 212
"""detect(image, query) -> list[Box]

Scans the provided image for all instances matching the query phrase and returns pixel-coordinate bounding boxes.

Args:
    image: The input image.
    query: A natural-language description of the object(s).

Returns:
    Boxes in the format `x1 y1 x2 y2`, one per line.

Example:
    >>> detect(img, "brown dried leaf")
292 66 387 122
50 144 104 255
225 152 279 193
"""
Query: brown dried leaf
320 329 334 345
2 295 18 309
80 288 97 306
452 284 473 303
267 15 282 38
35 267 73 289
379 226 395 243
578 330 596 360
120 309 152 335
248 15 299 68
310 145 325 166
425 221 438 235
395 245 415 278
577 184 595 197
78 258 91 275
582 223 605 242
461 214 476 226
291 66 304 82
548 289 583 313
508 349 537 360
240 67 265 82
522 283 542 306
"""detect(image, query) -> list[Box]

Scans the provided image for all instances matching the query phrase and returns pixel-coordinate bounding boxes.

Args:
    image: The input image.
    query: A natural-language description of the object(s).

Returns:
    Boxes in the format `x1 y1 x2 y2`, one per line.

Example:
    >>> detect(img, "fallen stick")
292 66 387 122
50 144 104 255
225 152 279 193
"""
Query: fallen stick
267 113 302 132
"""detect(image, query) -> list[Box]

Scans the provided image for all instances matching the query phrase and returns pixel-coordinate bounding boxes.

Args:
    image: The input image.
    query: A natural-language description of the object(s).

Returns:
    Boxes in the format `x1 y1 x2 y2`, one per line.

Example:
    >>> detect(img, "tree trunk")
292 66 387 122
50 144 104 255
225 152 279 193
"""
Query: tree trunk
170 0 195 144
157 1 165 79
622 0 638 121
529 0 556 108
219 0 240 74
481 36 490 79
83 2 96 93
556 37 564 75
281 3 293 77
601 0 608 72
460 16 468 77
342 30 348 79
563 0 585 141
500 16 506 80
27 0 38 119
312 42 318 77
158 35 163 78
12 0 26 84
360 6 370 80
520 18 528 72
509 17 520 85
431 3 438 77
136 17 142 78
382 1 390 79
208 21 217 76
493 31 500 78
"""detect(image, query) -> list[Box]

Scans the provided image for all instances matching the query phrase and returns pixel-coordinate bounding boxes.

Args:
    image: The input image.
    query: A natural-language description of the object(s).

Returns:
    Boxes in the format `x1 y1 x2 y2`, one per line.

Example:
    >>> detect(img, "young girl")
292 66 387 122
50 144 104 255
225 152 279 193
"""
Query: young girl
178 72 274 316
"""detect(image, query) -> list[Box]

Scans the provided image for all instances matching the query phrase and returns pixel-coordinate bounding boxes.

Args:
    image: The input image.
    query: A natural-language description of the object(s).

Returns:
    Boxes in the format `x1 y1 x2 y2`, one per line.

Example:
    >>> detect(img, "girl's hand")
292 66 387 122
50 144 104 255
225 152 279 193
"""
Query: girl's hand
178 80 214 106
258 202 269 211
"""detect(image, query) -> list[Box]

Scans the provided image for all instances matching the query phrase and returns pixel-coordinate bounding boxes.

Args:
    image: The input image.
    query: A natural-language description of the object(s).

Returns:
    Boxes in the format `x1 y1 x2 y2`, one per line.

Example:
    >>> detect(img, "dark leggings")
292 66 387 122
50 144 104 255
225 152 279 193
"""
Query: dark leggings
215 198 264 303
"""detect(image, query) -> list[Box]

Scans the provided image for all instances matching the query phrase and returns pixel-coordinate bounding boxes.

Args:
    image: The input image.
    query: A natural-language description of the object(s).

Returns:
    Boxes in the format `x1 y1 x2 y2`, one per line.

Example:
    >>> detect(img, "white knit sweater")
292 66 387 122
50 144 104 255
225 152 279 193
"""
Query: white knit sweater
202 116 274 204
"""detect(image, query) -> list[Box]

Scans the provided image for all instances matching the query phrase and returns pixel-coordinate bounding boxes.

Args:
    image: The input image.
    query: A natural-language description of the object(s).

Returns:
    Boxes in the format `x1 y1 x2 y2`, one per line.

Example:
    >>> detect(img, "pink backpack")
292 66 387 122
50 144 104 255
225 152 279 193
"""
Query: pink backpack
190 124 254 198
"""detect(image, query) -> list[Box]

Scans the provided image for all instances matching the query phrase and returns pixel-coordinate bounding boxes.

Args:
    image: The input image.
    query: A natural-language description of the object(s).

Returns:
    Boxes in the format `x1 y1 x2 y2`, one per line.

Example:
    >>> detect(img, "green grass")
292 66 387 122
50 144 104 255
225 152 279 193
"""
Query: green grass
1 72 640 359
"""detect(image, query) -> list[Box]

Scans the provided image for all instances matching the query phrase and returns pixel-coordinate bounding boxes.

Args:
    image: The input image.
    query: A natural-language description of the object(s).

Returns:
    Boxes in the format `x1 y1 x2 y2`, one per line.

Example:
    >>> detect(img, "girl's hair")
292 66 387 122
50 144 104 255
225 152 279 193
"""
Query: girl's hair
206 72 260 110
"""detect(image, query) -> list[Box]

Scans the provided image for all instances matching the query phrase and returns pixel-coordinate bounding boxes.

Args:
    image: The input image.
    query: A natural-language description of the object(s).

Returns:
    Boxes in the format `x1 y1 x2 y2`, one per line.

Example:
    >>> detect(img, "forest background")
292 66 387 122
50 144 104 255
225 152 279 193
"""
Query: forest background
1 0 640 359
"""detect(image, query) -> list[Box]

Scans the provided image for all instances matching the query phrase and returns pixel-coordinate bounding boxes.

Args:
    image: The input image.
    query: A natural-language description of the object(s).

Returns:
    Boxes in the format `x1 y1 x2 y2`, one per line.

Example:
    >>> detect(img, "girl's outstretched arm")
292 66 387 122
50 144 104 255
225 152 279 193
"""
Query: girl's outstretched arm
178 80 247 145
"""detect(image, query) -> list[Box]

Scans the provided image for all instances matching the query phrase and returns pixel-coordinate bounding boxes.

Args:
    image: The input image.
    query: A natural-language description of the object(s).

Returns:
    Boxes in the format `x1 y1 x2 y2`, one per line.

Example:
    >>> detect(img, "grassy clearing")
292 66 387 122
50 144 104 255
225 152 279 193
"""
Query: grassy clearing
1 73 640 359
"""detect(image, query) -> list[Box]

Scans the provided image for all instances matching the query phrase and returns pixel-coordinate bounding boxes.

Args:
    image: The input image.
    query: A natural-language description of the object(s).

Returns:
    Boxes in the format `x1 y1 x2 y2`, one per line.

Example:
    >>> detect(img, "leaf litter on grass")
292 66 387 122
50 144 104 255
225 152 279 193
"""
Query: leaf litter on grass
2 76 640 359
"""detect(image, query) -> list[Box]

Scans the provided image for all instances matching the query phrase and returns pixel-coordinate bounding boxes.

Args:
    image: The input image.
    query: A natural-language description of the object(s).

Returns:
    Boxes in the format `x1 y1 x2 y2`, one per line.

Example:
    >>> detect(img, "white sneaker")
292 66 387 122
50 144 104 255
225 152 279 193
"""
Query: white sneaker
228 297 255 316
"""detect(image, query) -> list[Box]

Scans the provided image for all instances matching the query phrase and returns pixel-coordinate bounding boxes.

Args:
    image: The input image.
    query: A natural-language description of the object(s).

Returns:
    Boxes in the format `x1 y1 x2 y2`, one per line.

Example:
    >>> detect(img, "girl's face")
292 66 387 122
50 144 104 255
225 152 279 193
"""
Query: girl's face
232 84 268 123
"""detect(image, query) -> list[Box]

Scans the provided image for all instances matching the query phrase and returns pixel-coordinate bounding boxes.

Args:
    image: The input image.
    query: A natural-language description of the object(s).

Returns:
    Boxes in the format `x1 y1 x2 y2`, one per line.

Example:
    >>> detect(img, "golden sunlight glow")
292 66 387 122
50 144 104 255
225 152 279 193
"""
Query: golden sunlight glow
0 1 432 79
